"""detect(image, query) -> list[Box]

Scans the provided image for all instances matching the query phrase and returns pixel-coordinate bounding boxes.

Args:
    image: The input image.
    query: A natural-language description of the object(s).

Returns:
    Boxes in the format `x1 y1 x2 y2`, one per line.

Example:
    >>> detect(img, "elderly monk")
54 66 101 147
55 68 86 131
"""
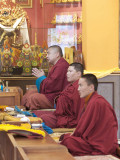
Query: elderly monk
60 74 118 156
21 45 69 109
33 63 84 128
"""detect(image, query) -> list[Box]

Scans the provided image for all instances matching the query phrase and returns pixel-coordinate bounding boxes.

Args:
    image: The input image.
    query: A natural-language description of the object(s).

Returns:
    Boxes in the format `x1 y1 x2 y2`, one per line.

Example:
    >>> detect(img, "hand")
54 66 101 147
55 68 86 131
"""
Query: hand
32 68 45 78
59 134 65 141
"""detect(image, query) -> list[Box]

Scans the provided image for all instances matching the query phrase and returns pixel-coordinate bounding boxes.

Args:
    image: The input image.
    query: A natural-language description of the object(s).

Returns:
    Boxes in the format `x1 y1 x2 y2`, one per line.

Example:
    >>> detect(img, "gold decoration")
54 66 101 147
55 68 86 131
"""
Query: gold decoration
51 15 56 24
50 0 55 3
40 0 43 7
77 33 82 44
0 5 27 27
73 48 83 64
56 0 62 2
62 0 67 2
72 13 77 23
0 1 29 47
77 13 82 23
68 0 74 2
12 0 32 8
35 32 37 45
31 32 41 67
64 47 73 64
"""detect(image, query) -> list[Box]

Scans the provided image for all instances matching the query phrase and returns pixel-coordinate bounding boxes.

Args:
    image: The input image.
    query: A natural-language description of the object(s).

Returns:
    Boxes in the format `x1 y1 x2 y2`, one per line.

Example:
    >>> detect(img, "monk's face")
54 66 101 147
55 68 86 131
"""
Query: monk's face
78 78 94 98
67 66 81 82
46 48 59 65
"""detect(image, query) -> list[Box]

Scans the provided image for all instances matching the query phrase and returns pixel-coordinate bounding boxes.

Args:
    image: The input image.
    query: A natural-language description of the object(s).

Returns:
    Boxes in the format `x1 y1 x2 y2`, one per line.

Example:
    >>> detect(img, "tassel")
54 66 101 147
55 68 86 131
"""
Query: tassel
15 106 33 116
41 122 53 134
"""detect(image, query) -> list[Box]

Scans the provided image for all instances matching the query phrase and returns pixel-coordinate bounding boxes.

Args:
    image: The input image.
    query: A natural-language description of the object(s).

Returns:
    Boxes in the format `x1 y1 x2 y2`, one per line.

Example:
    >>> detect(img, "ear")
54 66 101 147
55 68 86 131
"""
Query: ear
90 84 94 92
77 71 82 78
56 51 60 58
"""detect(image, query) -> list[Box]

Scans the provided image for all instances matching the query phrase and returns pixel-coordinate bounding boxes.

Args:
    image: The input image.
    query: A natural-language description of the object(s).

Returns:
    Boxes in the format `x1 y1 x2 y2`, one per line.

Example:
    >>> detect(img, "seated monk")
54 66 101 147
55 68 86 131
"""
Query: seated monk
33 62 84 128
21 45 69 109
60 74 118 156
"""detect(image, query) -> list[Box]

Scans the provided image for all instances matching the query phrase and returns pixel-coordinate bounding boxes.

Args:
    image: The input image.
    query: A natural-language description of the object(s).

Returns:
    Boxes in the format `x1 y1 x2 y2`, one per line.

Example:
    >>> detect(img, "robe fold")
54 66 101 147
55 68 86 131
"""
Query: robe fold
55 80 84 128
61 92 118 156
33 80 84 128
21 58 69 109
33 110 57 128
40 57 69 105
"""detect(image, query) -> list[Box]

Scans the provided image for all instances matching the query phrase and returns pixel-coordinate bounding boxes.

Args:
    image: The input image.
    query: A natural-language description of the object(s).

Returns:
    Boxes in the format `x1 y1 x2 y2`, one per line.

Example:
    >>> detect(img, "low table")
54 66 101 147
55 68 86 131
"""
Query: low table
0 131 75 160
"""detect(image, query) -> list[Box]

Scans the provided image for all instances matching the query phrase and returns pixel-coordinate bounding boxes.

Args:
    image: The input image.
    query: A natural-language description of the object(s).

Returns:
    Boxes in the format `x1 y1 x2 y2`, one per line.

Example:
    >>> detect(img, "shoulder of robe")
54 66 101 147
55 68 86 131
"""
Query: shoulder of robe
57 58 69 67
90 94 112 111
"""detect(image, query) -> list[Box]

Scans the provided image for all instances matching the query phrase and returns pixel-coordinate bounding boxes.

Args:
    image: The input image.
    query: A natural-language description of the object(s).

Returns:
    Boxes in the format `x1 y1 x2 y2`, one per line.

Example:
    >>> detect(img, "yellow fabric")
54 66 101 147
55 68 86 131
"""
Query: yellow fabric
0 112 42 123
20 123 31 129
84 67 119 79
64 47 73 64
0 124 45 137
0 106 8 111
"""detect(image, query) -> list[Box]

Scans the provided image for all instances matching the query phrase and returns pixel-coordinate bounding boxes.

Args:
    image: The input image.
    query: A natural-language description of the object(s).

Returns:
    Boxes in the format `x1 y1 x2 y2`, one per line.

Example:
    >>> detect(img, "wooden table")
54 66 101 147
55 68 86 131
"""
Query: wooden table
0 77 37 94
0 87 23 106
0 131 75 160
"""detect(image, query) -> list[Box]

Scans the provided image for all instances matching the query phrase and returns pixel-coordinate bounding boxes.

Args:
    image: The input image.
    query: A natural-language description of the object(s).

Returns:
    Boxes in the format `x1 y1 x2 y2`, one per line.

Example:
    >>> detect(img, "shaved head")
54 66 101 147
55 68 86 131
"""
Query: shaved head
48 45 63 57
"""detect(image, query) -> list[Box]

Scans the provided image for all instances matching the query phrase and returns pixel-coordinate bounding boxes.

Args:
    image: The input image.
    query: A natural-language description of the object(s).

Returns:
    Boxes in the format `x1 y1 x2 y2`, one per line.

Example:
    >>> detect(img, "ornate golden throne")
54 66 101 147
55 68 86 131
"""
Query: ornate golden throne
0 0 30 76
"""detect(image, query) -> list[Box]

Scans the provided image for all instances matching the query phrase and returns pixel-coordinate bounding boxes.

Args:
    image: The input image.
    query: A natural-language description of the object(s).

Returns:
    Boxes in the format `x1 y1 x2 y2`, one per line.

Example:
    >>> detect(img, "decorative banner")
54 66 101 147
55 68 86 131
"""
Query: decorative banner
51 13 82 24
12 0 32 8
48 20 77 55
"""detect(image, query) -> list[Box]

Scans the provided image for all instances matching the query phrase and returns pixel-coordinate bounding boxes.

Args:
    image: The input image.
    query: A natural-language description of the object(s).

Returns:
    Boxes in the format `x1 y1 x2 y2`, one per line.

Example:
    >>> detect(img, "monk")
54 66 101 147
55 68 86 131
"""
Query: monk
21 45 69 109
33 63 84 128
60 74 118 156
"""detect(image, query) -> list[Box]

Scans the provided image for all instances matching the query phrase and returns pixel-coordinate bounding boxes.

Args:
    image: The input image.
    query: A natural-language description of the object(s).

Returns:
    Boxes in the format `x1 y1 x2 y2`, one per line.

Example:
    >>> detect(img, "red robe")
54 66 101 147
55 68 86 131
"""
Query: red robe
55 80 84 128
60 92 118 156
21 58 69 109
40 57 69 105
33 80 84 128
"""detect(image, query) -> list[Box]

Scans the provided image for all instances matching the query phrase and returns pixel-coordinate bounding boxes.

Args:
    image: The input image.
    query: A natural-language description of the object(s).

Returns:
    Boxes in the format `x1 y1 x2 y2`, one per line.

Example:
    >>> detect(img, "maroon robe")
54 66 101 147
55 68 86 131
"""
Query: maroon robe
33 80 84 128
55 80 84 128
40 57 69 105
60 92 118 156
21 58 69 109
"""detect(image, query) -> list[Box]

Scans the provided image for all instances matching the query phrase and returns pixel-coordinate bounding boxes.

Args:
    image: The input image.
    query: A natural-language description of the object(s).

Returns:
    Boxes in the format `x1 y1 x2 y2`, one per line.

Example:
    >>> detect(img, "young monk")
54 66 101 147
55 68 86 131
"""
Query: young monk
21 45 69 109
60 74 118 156
33 63 84 128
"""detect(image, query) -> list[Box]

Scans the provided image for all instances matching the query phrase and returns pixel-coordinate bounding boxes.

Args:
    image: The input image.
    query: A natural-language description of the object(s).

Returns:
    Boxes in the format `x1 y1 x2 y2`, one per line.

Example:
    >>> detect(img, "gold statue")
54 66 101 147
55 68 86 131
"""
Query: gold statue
0 1 30 48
